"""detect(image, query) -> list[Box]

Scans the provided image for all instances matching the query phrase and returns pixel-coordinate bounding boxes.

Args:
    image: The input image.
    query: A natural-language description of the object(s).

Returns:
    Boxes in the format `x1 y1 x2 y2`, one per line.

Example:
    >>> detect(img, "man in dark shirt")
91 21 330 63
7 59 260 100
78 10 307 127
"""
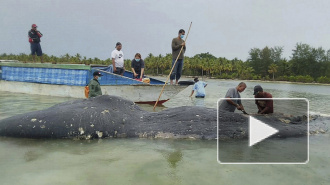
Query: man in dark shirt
28 24 43 62
170 29 186 85
254 85 274 114
88 72 103 98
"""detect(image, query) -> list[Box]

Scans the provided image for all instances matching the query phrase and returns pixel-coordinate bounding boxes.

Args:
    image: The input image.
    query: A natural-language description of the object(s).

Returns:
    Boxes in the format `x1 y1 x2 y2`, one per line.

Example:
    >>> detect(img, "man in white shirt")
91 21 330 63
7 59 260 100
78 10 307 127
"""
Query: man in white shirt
111 42 125 76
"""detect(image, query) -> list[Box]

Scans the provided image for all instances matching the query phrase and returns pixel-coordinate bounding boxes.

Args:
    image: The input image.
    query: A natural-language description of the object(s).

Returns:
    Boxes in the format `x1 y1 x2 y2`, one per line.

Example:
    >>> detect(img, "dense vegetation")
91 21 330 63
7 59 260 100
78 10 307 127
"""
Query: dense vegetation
1 43 330 83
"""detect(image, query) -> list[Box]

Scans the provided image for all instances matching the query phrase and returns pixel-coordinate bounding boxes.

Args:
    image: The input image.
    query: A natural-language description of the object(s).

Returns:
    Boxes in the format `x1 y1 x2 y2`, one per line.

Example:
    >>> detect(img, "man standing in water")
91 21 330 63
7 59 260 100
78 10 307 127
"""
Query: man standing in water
111 42 125 76
219 82 246 112
170 29 186 85
189 77 207 98
253 85 274 114
28 24 43 62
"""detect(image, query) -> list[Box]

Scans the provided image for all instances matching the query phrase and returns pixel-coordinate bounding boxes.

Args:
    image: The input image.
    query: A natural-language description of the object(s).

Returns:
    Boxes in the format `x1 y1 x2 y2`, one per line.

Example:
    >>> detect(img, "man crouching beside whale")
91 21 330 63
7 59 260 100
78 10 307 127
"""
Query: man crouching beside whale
219 82 247 113
253 85 273 114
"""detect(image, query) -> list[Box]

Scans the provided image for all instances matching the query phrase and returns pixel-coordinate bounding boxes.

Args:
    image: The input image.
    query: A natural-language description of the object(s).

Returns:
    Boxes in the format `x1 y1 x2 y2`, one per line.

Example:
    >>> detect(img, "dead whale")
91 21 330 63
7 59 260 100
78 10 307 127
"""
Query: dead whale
0 95 308 139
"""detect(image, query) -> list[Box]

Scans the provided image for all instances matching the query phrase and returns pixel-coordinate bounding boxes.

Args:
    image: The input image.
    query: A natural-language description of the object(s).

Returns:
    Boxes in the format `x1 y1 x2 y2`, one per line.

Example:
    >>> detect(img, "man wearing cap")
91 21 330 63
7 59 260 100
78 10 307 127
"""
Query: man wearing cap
170 29 186 85
189 77 207 98
219 82 246 112
111 42 125 76
254 85 273 114
28 24 43 62
88 71 103 98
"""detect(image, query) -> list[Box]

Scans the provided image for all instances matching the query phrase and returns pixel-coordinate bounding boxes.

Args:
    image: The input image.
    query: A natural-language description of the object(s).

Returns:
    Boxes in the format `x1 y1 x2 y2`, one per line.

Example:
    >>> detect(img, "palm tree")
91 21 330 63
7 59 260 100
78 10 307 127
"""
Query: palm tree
241 67 255 79
268 63 278 80
216 58 224 76
224 61 233 75
195 58 203 77
232 60 243 78
75 53 81 63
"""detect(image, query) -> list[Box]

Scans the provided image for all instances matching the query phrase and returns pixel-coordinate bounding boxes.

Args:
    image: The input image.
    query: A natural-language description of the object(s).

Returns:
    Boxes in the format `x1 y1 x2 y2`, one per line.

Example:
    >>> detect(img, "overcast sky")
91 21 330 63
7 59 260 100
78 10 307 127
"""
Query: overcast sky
1 0 329 61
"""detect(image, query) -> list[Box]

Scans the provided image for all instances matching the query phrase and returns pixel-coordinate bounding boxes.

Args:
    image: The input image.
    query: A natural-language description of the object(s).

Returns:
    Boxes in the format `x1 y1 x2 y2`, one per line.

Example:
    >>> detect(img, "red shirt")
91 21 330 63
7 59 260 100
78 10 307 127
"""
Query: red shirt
255 92 273 113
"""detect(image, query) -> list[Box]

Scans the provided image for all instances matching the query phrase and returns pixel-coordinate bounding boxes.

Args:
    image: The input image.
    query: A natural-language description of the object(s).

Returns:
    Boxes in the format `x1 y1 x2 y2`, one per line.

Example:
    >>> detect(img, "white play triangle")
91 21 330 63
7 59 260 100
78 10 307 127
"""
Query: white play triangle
249 116 279 147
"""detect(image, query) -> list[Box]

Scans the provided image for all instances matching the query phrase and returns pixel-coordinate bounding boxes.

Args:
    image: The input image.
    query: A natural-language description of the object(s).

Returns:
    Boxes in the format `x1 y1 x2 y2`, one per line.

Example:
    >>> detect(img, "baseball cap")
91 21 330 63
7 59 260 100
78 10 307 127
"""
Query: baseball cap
253 85 263 95
116 42 122 47
32 24 37 28
194 77 199 82
93 71 103 76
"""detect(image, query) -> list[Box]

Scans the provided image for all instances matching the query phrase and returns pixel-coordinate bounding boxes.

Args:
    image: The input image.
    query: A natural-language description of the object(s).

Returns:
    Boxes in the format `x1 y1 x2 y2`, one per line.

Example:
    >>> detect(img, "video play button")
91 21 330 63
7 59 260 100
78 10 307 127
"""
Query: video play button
249 116 279 147
218 98 309 164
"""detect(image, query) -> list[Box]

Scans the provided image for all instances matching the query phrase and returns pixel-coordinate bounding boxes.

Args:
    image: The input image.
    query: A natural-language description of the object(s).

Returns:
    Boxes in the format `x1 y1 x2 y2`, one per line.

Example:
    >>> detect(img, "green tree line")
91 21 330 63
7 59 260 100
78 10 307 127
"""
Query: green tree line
1 43 330 83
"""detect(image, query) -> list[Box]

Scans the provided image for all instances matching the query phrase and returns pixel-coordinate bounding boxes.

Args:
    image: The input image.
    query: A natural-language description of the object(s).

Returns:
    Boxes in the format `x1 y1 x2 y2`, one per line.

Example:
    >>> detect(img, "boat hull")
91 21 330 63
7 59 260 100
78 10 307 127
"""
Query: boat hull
0 80 187 104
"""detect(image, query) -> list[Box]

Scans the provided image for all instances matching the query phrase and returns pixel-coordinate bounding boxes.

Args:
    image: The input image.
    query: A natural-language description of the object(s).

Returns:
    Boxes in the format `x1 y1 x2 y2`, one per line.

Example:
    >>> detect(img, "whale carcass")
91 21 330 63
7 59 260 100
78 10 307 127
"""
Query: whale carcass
0 95 309 139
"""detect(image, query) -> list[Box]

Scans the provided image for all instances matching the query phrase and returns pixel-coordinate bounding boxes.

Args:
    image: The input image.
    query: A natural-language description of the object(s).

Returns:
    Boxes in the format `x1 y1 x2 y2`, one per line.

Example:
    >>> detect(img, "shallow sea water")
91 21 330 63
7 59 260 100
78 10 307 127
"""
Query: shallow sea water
0 79 329 185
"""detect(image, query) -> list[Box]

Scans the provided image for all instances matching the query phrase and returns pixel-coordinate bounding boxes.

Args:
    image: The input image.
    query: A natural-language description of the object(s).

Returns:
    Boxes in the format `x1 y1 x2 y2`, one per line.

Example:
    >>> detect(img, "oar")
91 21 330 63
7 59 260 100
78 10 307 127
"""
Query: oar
153 22 193 110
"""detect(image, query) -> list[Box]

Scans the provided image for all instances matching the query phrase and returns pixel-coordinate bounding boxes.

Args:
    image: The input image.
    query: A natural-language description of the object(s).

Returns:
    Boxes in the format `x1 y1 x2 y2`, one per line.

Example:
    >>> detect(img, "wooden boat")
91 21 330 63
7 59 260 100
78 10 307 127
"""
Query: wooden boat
0 61 189 104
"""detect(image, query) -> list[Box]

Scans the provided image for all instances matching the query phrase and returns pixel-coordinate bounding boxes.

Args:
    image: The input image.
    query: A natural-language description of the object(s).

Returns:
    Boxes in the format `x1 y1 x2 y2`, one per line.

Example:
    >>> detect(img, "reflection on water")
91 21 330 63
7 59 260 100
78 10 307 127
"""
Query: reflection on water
0 80 330 184
219 137 308 163
191 97 205 107
0 92 77 119
24 150 42 162
0 137 329 185
166 150 183 168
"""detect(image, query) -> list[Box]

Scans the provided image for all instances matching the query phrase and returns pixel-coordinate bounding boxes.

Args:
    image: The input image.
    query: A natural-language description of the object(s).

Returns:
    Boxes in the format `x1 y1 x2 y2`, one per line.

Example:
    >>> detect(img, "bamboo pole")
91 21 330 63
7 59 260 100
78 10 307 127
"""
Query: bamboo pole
153 22 192 110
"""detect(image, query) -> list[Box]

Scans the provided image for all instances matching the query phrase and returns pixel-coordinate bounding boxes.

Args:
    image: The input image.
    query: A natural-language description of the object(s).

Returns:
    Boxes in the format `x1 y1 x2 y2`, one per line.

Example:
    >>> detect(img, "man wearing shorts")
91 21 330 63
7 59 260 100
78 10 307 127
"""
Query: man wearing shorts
28 24 43 62
111 42 125 76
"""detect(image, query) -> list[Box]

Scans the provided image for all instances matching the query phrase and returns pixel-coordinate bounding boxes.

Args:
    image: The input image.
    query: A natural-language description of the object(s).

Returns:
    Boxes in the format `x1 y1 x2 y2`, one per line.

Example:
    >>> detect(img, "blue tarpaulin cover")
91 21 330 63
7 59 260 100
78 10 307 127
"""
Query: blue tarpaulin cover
2 66 89 86
1 65 165 86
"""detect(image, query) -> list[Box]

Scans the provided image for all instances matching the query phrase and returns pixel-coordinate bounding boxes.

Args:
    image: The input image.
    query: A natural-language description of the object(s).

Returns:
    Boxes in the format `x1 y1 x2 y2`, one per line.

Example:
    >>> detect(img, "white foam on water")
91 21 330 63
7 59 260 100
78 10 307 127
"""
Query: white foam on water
310 111 330 118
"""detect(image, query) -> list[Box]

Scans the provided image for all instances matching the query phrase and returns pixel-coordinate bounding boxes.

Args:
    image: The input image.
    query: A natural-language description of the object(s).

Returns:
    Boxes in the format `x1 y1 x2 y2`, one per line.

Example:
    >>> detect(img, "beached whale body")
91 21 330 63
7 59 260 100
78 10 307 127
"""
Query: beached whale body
0 95 308 139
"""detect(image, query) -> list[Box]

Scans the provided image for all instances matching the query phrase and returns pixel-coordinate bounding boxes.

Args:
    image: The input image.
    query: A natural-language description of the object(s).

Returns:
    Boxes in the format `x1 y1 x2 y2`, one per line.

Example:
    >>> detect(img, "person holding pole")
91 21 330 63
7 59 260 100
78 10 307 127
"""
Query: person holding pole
153 22 192 110
170 29 186 85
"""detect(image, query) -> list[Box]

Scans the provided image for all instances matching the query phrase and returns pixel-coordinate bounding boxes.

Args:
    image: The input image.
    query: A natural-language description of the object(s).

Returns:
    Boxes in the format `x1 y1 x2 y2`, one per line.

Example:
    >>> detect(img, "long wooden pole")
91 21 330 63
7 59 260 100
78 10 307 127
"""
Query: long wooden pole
153 22 192 110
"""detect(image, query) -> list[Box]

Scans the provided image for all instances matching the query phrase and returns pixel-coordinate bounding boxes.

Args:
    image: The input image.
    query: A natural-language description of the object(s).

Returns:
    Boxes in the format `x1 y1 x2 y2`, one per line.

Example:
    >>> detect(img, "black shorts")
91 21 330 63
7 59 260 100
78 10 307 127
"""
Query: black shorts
30 43 42 56
114 67 125 75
